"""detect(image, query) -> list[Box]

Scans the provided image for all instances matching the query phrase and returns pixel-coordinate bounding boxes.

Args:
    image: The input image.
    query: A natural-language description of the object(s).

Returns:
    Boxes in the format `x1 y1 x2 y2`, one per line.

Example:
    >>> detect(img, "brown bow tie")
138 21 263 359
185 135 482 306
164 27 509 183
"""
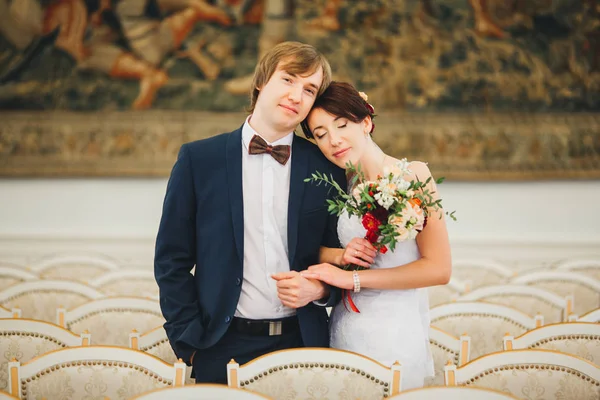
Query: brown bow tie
248 134 291 165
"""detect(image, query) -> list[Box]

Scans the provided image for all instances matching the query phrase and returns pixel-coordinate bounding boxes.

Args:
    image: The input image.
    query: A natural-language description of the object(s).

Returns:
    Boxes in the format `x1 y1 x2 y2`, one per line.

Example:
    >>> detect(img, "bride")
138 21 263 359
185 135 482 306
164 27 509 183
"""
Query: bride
299 82 452 390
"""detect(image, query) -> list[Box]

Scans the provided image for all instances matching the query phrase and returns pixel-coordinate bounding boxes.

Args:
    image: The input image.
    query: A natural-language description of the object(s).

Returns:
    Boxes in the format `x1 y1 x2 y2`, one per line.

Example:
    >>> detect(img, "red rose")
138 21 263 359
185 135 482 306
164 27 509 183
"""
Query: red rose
362 212 380 232
379 245 388 254
365 230 379 243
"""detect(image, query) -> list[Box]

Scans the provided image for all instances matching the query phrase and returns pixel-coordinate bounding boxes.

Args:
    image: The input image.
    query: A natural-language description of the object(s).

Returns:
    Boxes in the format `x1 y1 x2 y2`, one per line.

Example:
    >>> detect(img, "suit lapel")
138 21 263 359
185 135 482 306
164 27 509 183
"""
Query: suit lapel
287 135 308 269
226 128 244 265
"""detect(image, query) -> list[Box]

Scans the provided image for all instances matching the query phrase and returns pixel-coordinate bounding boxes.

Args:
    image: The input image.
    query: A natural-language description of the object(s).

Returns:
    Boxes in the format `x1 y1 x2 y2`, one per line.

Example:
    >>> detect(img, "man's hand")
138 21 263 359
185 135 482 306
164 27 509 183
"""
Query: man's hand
271 271 329 308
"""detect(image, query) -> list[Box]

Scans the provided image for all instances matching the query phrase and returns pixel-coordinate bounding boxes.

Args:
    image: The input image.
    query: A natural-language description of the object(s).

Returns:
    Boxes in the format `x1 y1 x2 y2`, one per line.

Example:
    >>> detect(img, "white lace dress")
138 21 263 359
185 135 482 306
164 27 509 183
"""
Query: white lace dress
330 211 435 390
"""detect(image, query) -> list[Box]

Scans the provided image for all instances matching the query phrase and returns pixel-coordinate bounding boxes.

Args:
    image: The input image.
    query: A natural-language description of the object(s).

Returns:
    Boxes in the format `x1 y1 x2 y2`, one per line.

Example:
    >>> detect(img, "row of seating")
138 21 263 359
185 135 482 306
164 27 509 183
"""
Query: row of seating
2 297 599 352
3 344 600 399
2 315 599 389
3 256 600 296
1 278 594 326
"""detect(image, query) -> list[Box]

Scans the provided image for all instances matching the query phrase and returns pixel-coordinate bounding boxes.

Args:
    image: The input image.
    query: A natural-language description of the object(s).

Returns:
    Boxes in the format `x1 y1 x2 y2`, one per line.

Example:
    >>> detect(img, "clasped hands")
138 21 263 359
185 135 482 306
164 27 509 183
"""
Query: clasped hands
272 238 377 305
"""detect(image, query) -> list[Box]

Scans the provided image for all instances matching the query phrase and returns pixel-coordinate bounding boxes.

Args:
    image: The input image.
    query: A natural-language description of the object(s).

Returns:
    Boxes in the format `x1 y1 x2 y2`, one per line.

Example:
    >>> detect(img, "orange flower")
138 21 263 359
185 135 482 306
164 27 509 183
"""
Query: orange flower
409 198 422 207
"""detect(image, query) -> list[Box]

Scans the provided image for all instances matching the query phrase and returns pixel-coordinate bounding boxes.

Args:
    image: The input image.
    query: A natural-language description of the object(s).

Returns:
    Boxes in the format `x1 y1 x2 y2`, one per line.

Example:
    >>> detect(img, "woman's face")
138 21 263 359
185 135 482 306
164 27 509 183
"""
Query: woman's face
307 107 371 169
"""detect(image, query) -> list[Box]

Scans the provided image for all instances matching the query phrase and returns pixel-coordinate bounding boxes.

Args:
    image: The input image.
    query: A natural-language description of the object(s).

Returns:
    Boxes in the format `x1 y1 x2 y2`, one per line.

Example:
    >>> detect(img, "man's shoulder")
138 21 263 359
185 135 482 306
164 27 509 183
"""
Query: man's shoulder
182 127 242 154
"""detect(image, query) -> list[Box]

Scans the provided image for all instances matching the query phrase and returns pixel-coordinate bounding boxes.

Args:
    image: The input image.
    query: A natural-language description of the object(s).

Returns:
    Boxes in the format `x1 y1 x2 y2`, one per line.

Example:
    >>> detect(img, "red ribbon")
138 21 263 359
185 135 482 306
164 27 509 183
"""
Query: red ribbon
342 289 360 313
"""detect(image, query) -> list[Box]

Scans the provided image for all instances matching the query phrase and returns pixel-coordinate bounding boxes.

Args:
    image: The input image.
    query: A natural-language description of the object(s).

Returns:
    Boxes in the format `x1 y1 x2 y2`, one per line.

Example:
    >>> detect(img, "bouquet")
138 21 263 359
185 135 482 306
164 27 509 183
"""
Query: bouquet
305 159 456 311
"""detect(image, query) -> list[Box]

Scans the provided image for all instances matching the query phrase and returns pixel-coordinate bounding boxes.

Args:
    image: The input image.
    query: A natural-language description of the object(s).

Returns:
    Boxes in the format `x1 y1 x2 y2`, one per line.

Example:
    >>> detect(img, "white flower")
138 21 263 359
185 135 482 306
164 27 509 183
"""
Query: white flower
352 183 366 203
374 191 395 209
358 91 368 101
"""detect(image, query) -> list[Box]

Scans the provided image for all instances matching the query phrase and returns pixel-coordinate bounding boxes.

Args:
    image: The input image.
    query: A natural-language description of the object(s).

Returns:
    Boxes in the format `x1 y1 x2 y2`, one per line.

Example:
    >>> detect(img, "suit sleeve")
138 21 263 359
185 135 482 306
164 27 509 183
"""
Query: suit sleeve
319 166 346 307
154 144 204 365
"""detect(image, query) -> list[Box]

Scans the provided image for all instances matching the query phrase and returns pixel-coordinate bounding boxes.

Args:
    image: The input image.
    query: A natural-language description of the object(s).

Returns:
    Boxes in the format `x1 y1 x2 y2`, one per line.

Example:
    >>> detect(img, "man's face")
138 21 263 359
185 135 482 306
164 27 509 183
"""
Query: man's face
254 62 324 133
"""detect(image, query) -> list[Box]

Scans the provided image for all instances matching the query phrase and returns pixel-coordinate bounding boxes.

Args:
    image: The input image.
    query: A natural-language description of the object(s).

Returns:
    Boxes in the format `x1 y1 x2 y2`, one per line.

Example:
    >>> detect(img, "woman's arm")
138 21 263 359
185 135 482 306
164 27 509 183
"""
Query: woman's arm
319 236 377 269
304 162 452 290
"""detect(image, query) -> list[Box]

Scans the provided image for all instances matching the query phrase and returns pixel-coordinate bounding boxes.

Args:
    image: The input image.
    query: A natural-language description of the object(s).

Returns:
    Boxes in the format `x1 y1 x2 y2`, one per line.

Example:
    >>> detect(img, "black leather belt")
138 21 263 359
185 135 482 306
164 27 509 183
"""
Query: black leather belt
232 316 299 336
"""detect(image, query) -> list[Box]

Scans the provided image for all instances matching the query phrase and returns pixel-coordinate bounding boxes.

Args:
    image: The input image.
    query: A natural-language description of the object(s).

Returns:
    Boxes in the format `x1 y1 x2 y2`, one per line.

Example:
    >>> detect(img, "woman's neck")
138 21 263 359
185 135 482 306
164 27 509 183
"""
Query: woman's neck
357 142 387 182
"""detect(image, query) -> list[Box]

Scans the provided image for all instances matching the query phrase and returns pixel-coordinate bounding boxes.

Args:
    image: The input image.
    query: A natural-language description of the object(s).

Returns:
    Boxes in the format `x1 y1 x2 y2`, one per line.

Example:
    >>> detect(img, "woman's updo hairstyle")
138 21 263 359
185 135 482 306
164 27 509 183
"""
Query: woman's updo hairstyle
301 81 376 139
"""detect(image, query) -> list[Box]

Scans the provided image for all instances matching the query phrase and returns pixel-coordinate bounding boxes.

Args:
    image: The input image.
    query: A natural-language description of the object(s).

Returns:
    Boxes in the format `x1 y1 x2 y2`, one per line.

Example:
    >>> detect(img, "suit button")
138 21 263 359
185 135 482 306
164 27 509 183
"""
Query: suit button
225 316 231 323
235 278 242 286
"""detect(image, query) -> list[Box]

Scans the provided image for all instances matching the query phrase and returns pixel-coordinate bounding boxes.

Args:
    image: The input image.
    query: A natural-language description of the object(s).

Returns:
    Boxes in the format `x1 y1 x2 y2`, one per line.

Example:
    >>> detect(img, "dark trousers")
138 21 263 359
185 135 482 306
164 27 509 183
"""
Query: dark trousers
192 321 304 384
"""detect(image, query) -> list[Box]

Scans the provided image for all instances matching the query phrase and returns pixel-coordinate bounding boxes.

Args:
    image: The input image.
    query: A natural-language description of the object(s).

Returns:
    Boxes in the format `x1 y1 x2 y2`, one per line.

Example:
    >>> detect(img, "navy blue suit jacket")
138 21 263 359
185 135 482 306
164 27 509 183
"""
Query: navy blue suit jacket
154 127 346 364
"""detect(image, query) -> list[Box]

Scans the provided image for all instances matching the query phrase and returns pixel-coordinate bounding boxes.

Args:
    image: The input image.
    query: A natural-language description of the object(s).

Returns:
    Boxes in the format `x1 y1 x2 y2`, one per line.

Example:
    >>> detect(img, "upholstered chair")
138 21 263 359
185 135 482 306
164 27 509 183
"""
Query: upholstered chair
503 322 600 365
30 254 120 283
451 259 515 289
90 270 158 298
431 301 543 360
58 297 164 347
555 259 600 281
579 307 600 323
458 284 572 324
0 264 37 291
7 346 186 399
444 349 600 400
0 280 103 322
0 318 90 392
388 386 519 399
227 348 402 399
131 384 273 399
426 327 471 386
129 327 194 384
428 277 470 308
512 271 600 316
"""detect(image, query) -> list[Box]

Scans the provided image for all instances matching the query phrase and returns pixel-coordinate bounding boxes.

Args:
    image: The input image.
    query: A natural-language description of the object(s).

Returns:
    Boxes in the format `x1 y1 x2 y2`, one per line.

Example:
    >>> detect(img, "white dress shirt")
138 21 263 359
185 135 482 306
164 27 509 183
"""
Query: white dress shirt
235 117 296 319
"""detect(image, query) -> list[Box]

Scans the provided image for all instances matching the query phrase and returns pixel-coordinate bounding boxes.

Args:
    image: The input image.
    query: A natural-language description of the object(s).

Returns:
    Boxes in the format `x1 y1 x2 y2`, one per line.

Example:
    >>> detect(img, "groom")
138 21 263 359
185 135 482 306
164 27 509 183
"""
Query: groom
154 41 345 384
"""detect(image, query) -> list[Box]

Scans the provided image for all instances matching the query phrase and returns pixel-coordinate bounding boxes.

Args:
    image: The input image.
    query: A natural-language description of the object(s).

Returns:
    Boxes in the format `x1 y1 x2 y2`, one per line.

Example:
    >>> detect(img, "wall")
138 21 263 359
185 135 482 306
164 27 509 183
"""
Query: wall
1 179 599 268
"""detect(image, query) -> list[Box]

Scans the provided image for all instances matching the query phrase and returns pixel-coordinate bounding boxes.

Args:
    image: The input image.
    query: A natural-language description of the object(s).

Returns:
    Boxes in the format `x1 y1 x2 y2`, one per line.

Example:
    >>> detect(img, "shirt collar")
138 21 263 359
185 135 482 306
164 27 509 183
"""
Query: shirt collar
242 115 295 151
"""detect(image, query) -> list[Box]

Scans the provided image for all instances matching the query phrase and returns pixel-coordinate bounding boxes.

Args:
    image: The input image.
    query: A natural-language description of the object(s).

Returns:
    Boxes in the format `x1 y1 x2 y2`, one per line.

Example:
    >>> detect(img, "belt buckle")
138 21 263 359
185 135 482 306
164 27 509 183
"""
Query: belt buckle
268 321 282 336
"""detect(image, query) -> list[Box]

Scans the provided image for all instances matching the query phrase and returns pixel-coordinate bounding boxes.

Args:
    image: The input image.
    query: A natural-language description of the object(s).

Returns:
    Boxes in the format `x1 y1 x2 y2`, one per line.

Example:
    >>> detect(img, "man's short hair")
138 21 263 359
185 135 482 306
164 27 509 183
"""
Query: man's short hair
248 41 332 112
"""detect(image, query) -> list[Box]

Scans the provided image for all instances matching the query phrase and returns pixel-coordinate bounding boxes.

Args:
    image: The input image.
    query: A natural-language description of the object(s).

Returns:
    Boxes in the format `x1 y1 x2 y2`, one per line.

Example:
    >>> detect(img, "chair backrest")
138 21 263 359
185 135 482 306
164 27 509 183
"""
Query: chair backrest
30 254 120 282
458 284 572 323
0 264 38 290
130 326 193 384
90 270 158 298
7 346 186 399
555 259 600 280
579 307 600 323
430 301 543 360
0 280 104 322
59 297 164 346
388 386 520 399
512 271 600 316
0 318 90 392
504 322 600 365
451 259 514 289
426 327 470 386
130 326 177 364
428 277 471 307
228 348 402 399
131 384 274 399
444 349 600 400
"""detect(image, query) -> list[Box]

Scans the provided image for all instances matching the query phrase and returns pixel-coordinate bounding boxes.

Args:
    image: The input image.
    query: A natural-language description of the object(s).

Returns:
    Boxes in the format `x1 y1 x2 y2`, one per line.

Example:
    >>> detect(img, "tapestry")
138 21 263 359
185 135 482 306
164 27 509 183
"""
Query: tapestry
0 0 598 178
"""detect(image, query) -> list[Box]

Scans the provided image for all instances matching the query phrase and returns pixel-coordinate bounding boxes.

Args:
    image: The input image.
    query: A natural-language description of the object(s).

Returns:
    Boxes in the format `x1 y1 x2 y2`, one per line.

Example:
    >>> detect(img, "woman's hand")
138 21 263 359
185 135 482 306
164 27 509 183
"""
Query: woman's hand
301 263 354 290
339 237 377 268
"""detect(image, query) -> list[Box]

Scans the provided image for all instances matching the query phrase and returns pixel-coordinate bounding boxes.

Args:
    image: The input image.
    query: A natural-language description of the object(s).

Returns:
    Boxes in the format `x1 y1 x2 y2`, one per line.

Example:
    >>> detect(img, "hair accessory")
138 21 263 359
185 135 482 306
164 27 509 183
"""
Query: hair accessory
358 90 376 133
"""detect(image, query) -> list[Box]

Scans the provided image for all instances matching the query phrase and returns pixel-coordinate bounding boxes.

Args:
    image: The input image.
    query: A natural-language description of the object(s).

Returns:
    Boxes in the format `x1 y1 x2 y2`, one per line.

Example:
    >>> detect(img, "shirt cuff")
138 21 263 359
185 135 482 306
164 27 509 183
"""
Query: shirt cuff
312 298 328 307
